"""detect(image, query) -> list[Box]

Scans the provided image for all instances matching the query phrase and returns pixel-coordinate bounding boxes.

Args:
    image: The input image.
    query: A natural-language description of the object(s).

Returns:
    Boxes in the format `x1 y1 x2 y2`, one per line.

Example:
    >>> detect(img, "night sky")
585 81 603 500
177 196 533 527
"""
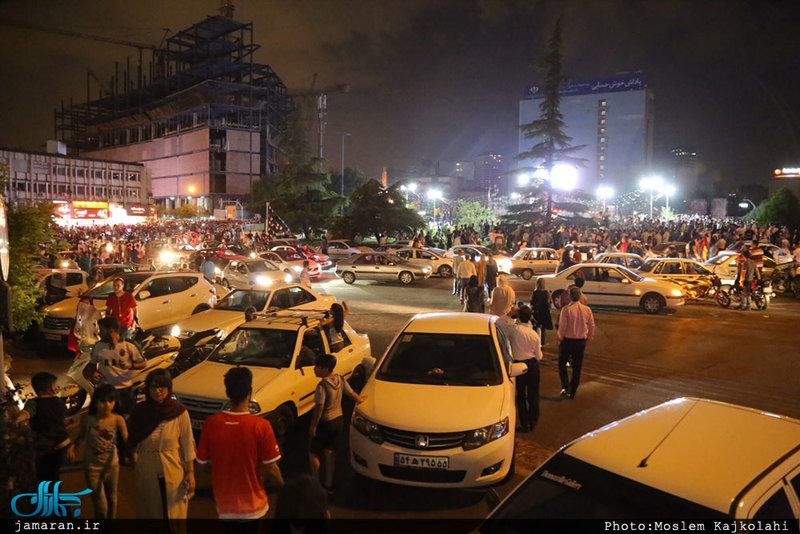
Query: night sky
1 0 798 192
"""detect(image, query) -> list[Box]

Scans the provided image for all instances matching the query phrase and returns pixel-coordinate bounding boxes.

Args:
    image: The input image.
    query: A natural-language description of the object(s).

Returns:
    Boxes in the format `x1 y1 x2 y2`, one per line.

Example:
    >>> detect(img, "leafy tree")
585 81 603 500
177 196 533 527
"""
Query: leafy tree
248 105 342 237
6 203 59 331
168 203 197 219
516 17 587 227
455 199 495 228
332 179 424 239
748 187 800 229
327 167 369 200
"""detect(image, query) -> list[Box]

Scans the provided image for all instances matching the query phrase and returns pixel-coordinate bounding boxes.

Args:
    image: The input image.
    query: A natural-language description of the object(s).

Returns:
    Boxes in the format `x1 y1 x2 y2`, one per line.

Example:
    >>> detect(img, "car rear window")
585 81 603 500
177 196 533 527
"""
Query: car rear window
484 452 725 522
377 333 503 386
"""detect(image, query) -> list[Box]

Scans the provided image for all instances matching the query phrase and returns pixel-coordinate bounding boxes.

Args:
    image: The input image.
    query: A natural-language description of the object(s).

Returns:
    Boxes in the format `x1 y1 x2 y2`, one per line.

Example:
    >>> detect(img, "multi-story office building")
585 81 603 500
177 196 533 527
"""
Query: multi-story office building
670 146 700 195
519 72 654 192
55 15 289 213
474 153 505 192
0 143 151 224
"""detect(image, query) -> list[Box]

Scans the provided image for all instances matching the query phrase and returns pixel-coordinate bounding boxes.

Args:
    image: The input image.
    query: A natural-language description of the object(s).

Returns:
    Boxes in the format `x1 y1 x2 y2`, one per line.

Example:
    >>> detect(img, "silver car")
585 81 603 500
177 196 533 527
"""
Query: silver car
335 252 433 285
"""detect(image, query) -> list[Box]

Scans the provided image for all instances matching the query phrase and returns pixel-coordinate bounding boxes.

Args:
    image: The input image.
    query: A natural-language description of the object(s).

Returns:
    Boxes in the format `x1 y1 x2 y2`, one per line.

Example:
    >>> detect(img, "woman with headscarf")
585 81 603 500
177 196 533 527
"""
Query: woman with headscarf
127 369 195 529
319 301 350 353
530 277 554 346
464 275 486 313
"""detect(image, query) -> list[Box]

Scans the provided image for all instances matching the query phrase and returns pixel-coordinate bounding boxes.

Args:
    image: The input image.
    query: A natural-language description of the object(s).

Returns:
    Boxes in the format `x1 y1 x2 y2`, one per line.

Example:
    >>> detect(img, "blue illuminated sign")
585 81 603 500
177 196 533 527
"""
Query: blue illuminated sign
524 74 646 99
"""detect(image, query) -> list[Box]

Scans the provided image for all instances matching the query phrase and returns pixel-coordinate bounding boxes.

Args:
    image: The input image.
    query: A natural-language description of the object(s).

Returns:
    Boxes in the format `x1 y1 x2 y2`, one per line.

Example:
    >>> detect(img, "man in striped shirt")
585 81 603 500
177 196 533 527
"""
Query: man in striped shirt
557 287 595 400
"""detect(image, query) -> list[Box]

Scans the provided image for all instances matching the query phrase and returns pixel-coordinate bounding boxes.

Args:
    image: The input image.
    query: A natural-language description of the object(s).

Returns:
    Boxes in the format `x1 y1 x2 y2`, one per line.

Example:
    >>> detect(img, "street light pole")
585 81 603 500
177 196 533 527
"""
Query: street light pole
339 132 351 215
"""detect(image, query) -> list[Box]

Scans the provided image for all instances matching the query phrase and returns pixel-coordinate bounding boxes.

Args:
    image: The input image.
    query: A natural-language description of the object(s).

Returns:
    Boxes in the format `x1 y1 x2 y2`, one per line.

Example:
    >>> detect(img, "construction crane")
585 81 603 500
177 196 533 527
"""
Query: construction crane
0 19 169 92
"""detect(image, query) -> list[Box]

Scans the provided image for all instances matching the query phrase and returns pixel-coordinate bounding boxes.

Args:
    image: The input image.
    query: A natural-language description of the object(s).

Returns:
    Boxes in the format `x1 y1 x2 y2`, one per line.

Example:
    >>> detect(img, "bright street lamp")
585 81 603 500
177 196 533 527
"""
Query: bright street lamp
596 185 614 212
639 176 664 216
551 164 577 191
662 184 676 211
739 198 755 210
427 189 443 224
517 173 531 187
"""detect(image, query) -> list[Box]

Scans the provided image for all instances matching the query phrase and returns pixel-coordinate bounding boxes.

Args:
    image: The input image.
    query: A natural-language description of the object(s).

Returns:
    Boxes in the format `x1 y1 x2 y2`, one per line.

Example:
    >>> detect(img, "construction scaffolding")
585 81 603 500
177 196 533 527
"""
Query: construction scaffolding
54 15 290 177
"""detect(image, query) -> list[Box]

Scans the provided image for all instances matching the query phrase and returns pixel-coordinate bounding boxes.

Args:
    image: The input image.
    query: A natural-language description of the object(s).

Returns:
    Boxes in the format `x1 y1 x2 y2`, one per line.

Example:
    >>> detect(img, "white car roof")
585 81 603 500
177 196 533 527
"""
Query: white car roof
564 397 800 514
401 312 494 336
241 309 339 331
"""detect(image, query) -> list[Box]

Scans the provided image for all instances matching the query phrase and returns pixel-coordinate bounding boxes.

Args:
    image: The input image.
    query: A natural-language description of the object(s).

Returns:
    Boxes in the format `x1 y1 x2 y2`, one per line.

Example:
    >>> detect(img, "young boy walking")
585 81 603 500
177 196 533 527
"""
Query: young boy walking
309 354 365 493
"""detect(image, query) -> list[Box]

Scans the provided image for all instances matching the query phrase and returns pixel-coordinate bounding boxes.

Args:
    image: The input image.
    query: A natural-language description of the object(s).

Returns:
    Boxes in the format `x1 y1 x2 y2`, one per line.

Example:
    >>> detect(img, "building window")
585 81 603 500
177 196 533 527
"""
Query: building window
128 172 139 182
55 166 66 176
599 155 605 161
599 164 605 171
111 171 122 181
76 168 86 178
599 118 606 125
598 127 606 134
600 110 607 116
599 173 605 179
92 170 103 179
599 137 606 143
599 99 607 107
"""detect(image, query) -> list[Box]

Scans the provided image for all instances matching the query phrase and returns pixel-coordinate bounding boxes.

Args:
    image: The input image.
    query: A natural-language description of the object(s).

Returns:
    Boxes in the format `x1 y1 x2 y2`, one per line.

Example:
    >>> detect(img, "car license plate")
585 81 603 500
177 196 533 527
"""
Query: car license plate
191 419 205 430
44 333 61 341
394 453 449 470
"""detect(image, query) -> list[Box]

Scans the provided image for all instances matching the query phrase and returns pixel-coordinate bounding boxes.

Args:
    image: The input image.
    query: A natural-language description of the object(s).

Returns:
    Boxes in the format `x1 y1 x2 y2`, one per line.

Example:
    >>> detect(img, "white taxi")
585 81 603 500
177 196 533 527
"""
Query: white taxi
536 263 685 314
394 247 454 278
350 313 528 488
508 248 559 279
219 258 294 289
173 310 371 437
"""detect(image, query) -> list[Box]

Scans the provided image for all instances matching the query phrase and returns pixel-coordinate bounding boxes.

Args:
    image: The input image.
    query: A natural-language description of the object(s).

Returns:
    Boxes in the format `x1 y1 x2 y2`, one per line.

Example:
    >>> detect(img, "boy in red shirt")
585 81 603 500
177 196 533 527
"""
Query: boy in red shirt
105 277 137 339
197 367 284 530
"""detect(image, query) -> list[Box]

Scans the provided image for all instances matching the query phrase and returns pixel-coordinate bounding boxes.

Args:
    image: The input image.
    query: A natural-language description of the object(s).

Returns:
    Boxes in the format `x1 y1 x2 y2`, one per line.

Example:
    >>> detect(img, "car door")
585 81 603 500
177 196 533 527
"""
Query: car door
327 242 347 260
134 277 173 329
596 266 639 307
568 267 605 304
542 250 559 274
293 327 328 414
172 276 204 317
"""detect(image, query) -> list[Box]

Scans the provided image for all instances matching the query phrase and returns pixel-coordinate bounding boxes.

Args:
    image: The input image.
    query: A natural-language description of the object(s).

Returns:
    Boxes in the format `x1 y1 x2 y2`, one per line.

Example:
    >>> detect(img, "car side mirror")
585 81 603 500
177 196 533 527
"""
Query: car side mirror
509 362 528 377
137 290 151 300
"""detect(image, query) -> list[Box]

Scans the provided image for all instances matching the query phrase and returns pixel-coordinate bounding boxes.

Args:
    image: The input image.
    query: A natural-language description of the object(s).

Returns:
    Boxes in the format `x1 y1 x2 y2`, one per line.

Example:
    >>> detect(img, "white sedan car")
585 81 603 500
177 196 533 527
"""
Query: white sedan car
508 248 559 279
536 263 685 314
219 259 293 289
350 312 528 488
394 247 454 278
169 284 336 343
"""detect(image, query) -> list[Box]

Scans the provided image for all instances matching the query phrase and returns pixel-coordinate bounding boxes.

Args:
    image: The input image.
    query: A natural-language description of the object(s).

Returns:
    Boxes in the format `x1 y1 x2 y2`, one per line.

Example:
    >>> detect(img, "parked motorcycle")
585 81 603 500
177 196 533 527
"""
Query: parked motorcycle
61 329 181 416
674 275 721 301
716 279 771 310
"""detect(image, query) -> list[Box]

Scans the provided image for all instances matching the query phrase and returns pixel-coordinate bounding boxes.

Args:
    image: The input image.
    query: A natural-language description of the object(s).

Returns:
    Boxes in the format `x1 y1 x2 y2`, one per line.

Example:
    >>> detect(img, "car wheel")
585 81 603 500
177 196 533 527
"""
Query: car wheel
399 271 414 285
716 288 731 308
267 404 296 439
64 387 88 416
521 269 533 280
342 271 356 284
438 265 453 278
192 305 210 315
754 294 768 310
640 293 665 314
552 289 565 310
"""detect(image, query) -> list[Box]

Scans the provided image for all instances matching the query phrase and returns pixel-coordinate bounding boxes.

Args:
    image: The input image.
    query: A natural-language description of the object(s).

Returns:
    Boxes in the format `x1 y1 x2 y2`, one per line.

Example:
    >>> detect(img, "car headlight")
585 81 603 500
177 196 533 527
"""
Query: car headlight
497 259 512 272
352 412 384 444
284 274 293 283
463 417 509 450
60 261 69 268
250 252 256 258
422 266 432 272
215 267 221 275
292 265 302 272
160 251 175 263
223 400 261 415
170 325 181 337
671 289 683 297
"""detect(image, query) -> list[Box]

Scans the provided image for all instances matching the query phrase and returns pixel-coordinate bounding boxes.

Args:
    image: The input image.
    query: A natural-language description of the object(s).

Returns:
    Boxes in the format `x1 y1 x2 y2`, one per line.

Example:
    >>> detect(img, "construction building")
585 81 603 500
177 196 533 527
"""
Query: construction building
55 13 290 214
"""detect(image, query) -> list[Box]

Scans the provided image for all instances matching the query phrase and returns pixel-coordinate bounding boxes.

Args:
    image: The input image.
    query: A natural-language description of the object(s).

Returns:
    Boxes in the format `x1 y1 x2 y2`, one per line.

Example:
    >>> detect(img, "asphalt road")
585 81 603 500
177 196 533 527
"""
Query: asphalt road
6 271 800 522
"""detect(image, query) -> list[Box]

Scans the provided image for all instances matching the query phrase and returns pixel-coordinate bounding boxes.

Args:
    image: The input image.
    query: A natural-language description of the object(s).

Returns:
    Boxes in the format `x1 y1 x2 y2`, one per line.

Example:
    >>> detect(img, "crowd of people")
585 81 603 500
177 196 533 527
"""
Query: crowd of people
14 213 800 525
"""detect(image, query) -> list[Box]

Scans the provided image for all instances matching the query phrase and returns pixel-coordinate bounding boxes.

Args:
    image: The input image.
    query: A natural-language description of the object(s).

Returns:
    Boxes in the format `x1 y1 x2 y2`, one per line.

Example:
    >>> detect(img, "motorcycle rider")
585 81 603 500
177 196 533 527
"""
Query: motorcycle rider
92 316 146 414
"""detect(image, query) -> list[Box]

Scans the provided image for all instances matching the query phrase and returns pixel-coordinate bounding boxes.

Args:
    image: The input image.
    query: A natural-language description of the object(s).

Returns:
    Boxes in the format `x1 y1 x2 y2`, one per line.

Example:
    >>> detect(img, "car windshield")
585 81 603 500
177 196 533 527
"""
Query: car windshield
385 254 405 263
377 333 503 386
216 290 271 311
85 273 151 298
483 453 724 523
209 328 297 368
512 249 529 259
473 246 494 255
616 266 644 281
245 261 278 272
638 260 658 273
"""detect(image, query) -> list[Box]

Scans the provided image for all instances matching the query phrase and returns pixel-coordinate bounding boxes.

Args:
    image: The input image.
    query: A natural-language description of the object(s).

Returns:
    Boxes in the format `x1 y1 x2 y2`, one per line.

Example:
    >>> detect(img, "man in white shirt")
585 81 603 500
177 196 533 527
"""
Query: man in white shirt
456 253 477 302
499 306 542 433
